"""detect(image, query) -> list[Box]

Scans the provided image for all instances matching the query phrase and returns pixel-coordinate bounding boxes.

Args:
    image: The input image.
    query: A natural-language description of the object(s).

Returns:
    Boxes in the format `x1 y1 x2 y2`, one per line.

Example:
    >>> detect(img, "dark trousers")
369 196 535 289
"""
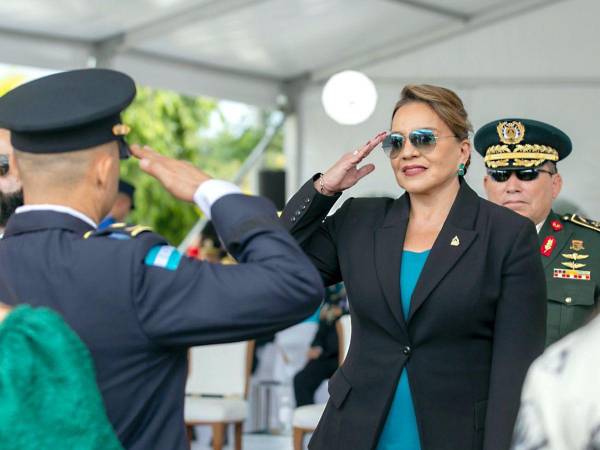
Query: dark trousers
293 356 339 407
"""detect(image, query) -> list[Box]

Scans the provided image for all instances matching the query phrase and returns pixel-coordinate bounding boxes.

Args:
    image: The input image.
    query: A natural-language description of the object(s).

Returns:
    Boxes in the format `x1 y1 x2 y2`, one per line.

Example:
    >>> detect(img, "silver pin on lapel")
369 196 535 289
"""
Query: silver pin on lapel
450 236 460 246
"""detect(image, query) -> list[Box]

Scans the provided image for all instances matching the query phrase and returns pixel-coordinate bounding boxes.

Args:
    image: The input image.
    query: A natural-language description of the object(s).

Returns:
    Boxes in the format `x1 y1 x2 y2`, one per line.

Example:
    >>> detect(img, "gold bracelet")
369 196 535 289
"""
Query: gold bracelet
319 173 327 194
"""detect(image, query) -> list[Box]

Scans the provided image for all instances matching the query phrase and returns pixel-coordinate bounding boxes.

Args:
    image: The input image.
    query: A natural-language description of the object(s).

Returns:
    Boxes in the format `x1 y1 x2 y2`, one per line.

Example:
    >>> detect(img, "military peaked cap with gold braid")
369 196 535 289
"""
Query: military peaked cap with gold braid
562 213 600 233
83 223 153 240
474 118 572 169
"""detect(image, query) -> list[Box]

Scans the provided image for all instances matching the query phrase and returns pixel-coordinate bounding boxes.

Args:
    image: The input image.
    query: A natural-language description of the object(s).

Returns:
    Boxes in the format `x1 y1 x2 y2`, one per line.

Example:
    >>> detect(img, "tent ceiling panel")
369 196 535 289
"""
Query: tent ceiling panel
132 0 453 79
388 0 507 16
366 0 597 83
0 0 207 41
0 0 576 106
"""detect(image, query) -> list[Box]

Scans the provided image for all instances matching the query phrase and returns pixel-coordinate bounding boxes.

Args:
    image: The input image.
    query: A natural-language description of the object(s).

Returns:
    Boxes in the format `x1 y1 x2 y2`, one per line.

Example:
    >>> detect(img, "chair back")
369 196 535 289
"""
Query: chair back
336 314 351 364
186 341 254 399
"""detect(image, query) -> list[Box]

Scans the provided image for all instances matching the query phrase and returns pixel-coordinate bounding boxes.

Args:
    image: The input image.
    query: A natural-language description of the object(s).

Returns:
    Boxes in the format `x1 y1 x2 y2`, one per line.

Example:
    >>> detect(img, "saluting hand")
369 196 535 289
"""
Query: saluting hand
130 144 212 202
315 131 387 196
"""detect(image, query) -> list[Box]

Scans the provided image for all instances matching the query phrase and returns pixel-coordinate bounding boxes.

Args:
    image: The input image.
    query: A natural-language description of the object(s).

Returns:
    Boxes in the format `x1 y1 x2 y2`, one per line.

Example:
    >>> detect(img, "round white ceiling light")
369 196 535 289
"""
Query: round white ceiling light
321 70 378 125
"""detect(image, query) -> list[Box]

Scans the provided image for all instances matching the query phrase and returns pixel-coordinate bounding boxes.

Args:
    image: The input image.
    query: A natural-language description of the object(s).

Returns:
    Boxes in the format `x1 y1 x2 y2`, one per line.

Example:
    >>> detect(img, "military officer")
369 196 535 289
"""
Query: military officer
0 69 324 450
476 118 600 346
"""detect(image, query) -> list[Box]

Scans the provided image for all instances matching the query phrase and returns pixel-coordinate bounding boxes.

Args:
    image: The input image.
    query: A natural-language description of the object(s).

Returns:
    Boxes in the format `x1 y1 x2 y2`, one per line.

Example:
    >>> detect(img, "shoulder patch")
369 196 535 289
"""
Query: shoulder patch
144 245 182 271
83 223 154 240
562 213 600 233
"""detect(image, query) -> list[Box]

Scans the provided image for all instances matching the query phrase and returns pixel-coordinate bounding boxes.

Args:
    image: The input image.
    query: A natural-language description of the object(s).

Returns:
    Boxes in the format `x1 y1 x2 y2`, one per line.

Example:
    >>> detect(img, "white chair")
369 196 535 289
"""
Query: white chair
185 341 254 450
292 314 352 450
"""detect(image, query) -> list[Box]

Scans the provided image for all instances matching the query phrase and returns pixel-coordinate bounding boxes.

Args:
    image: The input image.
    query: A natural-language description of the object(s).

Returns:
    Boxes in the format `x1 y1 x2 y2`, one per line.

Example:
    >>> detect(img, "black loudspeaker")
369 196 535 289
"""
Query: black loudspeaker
258 169 286 210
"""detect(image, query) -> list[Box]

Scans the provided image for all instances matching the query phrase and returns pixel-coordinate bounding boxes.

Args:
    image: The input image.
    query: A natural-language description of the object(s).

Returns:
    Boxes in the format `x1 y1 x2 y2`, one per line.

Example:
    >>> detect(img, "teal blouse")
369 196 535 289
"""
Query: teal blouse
0 305 123 450
376 250 430 450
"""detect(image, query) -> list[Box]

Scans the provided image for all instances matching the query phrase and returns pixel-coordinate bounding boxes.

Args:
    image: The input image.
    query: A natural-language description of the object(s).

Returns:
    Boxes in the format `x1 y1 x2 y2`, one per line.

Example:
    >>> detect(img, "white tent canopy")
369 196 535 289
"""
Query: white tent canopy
1 0 599 217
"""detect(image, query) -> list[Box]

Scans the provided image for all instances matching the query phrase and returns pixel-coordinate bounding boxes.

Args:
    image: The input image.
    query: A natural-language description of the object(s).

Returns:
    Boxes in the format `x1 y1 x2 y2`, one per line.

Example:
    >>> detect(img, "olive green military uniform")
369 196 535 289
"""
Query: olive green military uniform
474 118 599 348
539 211 600 346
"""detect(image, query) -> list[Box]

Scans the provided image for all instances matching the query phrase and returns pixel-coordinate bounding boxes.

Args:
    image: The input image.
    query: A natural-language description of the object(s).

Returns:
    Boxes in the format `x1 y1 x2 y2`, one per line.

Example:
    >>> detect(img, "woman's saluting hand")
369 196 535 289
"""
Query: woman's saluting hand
314 131 387 196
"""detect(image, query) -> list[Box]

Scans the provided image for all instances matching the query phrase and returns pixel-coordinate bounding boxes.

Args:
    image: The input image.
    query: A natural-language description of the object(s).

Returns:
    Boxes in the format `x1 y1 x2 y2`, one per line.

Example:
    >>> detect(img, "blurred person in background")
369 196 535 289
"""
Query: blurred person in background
98 179 135 229
0 129 22 236
281 84 546 450
185 221 225 262
478 119 600 347
294 283 347 407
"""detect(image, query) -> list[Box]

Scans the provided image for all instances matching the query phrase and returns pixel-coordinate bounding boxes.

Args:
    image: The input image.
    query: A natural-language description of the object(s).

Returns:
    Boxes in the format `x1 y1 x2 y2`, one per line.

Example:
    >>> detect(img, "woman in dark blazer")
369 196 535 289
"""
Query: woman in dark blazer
282 84 546 450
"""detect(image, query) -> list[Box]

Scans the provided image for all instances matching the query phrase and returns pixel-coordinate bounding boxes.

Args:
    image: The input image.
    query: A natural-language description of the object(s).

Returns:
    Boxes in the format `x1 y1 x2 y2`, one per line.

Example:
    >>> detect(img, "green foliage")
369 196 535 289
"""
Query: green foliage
120 86 215 244
121 85 283 245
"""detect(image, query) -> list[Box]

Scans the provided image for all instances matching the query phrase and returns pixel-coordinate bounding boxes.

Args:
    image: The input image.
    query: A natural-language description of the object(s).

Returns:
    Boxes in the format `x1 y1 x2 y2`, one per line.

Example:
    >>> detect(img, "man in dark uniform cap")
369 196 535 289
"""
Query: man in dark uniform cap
0 68 324 450
98 179 136 229
476 118 600 346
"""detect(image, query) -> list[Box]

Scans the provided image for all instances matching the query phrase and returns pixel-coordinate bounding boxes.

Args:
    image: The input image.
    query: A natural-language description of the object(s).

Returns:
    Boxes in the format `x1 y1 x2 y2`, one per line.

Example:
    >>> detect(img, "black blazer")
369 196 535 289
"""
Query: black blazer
282 178 546 450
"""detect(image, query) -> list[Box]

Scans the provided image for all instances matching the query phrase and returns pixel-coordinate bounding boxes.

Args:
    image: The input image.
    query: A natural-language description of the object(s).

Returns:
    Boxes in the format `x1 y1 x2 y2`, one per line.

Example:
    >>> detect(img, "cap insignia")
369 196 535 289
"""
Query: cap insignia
112 124 131 136
497 121 525 145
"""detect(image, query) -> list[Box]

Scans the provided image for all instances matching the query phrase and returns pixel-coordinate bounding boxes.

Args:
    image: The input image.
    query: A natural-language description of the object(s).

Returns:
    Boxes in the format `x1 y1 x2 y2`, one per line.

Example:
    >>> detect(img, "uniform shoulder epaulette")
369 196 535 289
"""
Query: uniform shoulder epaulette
83 222 154 240
561 213 600 233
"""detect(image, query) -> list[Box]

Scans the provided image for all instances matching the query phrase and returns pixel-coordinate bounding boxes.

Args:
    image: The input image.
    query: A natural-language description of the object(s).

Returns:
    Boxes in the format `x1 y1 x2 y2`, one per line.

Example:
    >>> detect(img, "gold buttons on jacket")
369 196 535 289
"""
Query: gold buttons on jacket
565 297 573 304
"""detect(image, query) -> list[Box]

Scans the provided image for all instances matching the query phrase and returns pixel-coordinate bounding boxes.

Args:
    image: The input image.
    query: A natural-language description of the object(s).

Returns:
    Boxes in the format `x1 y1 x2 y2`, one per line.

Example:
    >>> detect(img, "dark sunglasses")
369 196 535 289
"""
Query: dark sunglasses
0 155 9 176
487 168 556 182
381 129 457 159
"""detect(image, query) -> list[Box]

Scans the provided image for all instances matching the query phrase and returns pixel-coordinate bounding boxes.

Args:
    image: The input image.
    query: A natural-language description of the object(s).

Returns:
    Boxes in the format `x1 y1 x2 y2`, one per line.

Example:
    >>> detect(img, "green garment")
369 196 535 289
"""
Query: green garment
0 305 123 450
539 211 600 346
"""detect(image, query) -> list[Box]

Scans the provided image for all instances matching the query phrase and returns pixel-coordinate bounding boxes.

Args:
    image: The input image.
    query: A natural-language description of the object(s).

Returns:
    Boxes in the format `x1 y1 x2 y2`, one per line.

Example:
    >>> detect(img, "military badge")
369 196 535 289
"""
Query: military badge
551 220 563 232
540 236 556 257
497 121 525 145
112 123 131 136
570 239 585 251
561 252 588 261
561 260 587 270
559 242 589 272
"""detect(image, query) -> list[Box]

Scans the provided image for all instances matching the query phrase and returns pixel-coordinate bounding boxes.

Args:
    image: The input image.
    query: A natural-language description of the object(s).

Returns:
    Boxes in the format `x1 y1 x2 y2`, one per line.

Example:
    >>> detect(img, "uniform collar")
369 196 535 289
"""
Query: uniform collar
3 208 95 238
538 210 560 239
536 220 545 234
16 204 97 229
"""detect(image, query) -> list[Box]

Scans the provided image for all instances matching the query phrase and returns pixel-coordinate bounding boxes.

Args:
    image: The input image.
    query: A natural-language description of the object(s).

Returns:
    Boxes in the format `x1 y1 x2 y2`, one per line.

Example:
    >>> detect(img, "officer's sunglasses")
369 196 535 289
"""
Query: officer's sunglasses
382 129 457 159
0 155 8 176
487 167 556 183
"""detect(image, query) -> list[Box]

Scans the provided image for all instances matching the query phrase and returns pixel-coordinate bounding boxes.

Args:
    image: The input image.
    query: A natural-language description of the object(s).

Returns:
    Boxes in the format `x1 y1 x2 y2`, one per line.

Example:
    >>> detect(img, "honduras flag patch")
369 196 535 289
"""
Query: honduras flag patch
145 245 182 271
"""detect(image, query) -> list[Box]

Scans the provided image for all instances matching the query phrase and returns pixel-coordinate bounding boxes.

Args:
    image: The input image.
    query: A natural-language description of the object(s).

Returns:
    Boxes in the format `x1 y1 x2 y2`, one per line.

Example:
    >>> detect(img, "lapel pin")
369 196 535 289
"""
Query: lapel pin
450 236 460 246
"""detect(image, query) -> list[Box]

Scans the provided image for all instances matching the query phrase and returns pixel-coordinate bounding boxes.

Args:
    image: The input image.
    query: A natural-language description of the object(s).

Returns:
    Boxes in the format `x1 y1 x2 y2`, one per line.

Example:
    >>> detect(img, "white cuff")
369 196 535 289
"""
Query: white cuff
193 179 242 219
